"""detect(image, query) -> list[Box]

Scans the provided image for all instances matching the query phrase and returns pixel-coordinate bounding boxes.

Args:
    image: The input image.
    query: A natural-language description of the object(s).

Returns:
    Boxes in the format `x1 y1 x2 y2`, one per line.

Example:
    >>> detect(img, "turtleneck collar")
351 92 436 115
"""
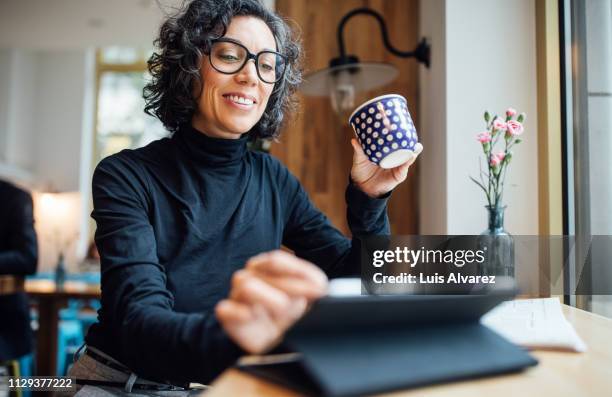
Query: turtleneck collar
174 124 249 167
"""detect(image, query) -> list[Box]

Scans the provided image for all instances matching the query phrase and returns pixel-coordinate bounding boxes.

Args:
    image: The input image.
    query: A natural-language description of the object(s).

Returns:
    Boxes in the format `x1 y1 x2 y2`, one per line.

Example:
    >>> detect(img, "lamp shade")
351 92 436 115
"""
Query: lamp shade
301 62 399 96
33 191 81 271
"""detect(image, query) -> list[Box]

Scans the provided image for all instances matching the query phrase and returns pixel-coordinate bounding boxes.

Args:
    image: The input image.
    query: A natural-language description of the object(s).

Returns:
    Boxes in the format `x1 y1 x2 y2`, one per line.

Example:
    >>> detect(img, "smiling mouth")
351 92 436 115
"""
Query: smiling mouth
223 94 256 106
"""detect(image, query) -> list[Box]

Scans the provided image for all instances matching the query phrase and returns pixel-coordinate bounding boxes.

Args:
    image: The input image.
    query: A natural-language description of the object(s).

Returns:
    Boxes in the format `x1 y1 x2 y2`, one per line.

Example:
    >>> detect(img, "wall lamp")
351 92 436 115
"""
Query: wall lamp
300 7 430 117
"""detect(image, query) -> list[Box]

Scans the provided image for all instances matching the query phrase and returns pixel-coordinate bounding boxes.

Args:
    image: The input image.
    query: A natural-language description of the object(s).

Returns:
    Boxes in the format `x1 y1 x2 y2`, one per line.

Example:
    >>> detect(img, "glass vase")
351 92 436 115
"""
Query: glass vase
477 205 515 278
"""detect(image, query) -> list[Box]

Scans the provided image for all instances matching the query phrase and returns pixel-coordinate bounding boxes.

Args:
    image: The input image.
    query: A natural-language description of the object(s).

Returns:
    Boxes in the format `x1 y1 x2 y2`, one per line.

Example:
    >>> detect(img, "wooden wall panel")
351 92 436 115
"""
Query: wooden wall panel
273 0 420 235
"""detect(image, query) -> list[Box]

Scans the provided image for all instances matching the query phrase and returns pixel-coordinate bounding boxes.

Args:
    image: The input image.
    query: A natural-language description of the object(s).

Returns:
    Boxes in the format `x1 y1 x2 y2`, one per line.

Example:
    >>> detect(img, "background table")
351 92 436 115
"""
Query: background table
205 305 612 396
25 279 100 377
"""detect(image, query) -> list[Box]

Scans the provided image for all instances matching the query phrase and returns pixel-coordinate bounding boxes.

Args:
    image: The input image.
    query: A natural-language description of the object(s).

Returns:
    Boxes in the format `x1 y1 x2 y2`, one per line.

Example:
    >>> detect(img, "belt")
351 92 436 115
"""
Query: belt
79 348 190 392
0 276 25 295
75 378 188 392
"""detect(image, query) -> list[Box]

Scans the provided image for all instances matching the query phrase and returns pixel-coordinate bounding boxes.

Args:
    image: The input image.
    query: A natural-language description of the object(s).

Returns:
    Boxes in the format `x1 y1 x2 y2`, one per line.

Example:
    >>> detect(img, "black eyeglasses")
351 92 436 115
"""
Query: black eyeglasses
208 38 287 84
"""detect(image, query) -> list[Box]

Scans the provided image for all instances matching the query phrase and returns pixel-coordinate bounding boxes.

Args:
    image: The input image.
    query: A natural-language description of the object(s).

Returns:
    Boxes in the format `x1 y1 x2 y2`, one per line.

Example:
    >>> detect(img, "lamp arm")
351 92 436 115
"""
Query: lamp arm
336 7 430 67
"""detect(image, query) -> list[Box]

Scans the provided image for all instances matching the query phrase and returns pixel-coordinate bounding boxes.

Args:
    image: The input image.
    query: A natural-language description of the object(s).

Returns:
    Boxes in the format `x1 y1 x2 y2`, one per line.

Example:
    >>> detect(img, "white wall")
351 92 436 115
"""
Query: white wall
0 49 91 192
420 0 539 235
35 50 90 192
6 51 37 171
0 49 37 183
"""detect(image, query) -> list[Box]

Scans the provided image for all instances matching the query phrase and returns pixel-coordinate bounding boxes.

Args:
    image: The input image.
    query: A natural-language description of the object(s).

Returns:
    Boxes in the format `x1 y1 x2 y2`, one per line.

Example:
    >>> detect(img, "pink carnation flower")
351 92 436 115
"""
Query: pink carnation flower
506 108 517 117
507 120 524 136
476 132 492 143
493 119 507 131
490 152 506 167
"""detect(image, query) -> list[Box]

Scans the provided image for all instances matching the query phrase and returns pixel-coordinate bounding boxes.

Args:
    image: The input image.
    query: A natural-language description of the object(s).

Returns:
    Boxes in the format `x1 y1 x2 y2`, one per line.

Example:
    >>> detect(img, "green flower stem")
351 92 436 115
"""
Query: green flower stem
472 111 524 210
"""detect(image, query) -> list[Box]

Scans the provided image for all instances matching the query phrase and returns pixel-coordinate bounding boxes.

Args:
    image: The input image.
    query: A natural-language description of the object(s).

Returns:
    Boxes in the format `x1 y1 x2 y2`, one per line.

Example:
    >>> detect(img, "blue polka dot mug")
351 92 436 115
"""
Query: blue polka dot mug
349 94 419 168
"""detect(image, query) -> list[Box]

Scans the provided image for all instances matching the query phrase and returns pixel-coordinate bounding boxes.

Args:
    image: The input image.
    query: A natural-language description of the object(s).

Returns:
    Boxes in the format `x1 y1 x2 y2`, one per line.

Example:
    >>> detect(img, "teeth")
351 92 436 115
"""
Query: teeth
228 95 254 105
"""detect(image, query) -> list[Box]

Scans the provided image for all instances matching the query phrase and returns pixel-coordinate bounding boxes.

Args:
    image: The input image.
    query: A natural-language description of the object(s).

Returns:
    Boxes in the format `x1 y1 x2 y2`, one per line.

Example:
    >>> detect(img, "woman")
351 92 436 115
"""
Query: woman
69 0 422 394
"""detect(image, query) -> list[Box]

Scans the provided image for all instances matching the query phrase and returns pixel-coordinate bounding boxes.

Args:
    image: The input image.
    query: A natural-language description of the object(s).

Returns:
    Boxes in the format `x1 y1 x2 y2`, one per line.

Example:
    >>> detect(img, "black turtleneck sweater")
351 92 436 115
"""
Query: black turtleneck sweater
86 125 390 385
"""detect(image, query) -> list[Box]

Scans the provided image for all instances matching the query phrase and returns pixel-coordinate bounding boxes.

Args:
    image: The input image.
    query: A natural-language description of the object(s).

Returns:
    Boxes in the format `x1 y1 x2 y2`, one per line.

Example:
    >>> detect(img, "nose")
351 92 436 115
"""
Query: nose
235 59 259 86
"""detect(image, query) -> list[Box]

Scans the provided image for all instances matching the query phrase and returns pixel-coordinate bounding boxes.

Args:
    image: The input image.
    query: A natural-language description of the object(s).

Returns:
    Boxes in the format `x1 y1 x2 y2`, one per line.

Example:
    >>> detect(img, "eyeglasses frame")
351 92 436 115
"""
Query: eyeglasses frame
207 38 288 84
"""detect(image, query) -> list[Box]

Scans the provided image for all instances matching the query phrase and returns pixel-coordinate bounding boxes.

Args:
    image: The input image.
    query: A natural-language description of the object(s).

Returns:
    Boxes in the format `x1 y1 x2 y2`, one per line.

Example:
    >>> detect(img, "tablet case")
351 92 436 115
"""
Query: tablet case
238 294 538 397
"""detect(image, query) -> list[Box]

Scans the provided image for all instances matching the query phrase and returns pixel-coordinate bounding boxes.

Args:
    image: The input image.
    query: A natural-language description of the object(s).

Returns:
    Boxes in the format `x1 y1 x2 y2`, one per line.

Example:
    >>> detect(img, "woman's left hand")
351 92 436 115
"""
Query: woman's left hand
350 139 424 198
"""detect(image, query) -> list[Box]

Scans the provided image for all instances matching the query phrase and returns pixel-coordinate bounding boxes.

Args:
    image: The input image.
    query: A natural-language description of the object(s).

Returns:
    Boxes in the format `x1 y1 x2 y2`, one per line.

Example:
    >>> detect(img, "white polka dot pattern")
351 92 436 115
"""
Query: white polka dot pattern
349 95 418 166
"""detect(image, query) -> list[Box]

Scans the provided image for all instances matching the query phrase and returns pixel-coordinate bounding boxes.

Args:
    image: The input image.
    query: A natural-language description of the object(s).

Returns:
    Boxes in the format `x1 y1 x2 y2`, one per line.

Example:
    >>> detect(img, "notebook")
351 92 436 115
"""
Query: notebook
238 293 538 397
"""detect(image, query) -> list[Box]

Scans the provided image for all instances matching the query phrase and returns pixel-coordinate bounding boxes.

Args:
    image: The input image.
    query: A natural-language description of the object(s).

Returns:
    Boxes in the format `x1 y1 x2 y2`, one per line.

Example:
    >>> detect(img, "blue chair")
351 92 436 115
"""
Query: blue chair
56 301 85 376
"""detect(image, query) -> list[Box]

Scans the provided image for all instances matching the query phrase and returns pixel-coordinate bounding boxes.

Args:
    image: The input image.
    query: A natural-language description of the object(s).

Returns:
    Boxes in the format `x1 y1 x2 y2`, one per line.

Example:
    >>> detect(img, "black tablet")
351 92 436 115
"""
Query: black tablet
239 291 537 397
288 291 515 335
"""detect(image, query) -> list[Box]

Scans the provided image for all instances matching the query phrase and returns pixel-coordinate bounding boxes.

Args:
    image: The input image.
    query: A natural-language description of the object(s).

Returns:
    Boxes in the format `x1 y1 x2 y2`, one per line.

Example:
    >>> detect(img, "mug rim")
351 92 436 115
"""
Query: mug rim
348 93 407 124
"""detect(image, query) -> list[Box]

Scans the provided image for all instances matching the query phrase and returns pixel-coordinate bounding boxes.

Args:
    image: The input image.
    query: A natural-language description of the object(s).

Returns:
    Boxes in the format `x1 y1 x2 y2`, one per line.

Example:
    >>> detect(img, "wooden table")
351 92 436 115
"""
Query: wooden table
205 305 612 396
25 279 101 377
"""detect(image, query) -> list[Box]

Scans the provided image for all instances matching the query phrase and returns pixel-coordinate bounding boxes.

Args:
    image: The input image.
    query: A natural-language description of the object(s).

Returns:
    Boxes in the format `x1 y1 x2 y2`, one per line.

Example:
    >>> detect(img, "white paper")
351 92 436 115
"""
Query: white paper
481 297 587 352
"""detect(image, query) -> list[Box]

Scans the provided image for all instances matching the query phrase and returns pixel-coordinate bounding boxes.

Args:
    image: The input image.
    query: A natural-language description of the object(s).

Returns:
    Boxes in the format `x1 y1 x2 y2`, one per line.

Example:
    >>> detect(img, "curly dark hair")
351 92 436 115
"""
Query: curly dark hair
144 0 302 139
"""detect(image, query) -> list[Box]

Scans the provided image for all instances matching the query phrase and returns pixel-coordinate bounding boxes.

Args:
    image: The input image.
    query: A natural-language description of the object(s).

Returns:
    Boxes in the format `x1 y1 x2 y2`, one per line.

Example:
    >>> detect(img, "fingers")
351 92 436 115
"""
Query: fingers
218 256 318 354
351 139 370 164
215 298 281 354
246 250 328 299
230 269 292 319
215 299 252 323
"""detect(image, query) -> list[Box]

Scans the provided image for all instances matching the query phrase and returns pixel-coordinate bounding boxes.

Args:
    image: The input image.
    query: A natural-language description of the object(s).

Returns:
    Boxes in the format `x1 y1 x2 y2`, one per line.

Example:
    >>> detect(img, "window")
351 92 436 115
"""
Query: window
94 46 167 165
561 0 612 317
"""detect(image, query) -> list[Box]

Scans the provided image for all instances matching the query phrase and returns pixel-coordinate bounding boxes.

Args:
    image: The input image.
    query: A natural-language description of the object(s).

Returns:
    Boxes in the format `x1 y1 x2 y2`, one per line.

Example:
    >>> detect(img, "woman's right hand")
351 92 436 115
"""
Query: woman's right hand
215 250 328 354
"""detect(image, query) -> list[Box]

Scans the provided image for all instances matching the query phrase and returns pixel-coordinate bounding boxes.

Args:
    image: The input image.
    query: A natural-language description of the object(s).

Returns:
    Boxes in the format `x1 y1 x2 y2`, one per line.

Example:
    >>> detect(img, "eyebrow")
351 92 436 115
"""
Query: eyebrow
220 36 277 53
